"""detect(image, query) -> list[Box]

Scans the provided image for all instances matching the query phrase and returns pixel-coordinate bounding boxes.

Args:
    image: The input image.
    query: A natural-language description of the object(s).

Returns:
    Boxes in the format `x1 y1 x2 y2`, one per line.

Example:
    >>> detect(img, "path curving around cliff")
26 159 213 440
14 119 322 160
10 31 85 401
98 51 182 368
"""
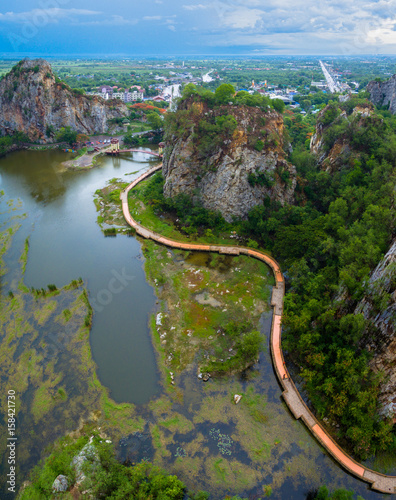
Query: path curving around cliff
120 163 396 495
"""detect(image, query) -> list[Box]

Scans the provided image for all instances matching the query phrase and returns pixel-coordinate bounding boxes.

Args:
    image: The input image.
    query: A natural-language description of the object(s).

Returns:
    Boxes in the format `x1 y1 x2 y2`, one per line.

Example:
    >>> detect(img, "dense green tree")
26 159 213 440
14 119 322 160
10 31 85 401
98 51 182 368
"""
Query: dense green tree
214 83 236 103
147 112 163 131
20 435 187 499
311 485 364 500
239 100 396 458
55 126 78 146
272 98 285 114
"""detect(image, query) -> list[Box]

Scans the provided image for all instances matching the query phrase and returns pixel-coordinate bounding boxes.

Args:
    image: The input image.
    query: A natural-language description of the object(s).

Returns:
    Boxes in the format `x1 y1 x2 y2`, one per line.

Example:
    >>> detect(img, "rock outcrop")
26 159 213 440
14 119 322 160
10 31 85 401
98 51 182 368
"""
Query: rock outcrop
367 75 396 114
52 475 68 493
310 102 375 172
163 99 296 222
311 100 396 418
355 240 396 419
0 59 128 141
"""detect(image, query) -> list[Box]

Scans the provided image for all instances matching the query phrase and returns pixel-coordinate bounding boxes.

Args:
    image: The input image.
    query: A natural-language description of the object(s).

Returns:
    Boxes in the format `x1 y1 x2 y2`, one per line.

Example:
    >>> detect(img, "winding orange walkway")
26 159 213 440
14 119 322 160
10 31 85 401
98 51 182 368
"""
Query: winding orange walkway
121 163 396 495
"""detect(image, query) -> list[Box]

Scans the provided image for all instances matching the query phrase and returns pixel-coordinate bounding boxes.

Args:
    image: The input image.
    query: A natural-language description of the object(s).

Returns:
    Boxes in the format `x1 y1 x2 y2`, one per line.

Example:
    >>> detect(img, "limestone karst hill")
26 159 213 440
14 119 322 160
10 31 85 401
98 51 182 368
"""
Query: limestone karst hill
367 74 396 114
0 59 128 142
162 90 296 222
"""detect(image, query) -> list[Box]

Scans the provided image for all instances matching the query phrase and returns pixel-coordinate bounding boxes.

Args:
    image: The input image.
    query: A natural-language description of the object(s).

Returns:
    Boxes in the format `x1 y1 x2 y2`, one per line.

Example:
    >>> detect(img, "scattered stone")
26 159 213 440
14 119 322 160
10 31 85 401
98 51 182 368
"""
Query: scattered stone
71 437 99 485
202 373 211 382
195 292 221 307
52 475 68 493
234 394 243 404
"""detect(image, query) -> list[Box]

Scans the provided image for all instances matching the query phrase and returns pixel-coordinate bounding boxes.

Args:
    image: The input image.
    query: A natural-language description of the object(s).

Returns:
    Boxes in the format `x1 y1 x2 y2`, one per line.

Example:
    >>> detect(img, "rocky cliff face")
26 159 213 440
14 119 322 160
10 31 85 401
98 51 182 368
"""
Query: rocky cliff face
0 59 128 141
355 241 396 420
311 101 396 418
310 102 374 171
367 75 396 114
163 99 296 222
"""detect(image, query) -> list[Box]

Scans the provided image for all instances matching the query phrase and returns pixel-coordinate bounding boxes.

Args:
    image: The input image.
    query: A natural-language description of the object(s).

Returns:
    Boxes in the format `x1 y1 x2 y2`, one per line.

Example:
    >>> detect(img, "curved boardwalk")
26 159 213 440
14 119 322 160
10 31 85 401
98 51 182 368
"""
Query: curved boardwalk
121 164 396 495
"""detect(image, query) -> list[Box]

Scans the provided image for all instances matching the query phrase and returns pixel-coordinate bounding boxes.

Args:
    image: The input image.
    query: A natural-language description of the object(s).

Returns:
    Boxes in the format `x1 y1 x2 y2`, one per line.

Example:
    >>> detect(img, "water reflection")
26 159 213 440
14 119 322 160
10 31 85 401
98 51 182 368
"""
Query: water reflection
0 149 160 404
0 150 70 205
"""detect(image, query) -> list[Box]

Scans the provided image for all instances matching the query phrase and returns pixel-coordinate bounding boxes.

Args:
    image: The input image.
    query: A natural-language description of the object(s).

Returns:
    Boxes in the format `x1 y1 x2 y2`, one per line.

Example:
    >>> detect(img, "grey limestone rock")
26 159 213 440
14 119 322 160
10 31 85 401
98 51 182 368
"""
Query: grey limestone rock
0 59 128 142
367 75 396 114
52 474 68 493
355 239 396 418
162 104 296 222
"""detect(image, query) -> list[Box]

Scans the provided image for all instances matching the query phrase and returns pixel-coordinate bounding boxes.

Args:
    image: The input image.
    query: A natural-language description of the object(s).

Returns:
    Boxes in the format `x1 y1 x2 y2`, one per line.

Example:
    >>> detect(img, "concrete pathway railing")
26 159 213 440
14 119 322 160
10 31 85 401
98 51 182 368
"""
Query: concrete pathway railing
120 164 396 495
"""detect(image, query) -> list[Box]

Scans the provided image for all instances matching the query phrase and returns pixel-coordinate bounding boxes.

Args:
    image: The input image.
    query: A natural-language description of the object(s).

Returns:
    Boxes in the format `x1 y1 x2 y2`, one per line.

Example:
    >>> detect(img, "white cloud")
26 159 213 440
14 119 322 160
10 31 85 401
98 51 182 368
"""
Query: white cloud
77 15 138 26
184 0 396 54
367 18 396 44
183 4 208 10
4 0 396 54
221 8 263 29
0 8 101 23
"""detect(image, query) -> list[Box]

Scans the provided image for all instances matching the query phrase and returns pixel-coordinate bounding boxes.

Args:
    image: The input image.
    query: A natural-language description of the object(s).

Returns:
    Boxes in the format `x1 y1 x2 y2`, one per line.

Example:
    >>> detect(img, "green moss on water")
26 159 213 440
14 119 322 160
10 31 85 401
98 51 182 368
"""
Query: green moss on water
0 223 21 276
159 414 194 433
0 221 123 486
31 373 63 422
33 300 57 325
242 386 268 424
18 280 30 293
62 308 72 321
151 424 162 449
20 236 29 274
214 458 227 482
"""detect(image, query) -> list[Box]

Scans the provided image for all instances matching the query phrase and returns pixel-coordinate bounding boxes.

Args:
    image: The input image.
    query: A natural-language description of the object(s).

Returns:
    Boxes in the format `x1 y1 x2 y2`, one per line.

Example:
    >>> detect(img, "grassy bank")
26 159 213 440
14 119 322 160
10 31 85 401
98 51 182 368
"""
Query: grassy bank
143 239 273 377
95 173 274 377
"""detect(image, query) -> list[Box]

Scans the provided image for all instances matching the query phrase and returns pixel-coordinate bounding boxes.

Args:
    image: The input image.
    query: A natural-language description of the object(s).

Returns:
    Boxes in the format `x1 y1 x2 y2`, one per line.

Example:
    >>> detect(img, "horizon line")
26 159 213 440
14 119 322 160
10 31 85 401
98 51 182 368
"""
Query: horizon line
0 53 395 60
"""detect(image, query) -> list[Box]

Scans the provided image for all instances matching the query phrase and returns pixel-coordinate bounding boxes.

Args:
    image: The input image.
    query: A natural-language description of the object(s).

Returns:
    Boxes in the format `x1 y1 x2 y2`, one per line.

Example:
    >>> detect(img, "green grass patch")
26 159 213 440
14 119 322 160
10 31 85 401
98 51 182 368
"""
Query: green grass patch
242 387 268 424
151 424 162 449
213 458 227 482
63 309 72 321
20 236 29 274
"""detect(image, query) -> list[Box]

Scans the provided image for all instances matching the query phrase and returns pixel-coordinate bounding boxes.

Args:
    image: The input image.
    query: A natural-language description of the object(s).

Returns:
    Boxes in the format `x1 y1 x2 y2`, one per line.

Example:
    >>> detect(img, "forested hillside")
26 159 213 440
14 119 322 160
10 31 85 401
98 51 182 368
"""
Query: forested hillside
154 90 396 459
243 97 396 459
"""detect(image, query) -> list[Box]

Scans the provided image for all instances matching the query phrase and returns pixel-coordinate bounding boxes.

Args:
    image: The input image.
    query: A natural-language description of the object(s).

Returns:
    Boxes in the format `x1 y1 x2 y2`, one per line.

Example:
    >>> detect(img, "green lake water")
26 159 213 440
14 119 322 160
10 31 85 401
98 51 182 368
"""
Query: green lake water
0 149 395 499
0 149 160 404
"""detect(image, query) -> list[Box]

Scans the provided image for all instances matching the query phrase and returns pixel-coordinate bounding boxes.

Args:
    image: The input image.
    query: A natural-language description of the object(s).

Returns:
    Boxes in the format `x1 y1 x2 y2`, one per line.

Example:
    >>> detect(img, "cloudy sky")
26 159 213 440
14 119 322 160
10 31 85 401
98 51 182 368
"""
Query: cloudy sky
0 0 396 56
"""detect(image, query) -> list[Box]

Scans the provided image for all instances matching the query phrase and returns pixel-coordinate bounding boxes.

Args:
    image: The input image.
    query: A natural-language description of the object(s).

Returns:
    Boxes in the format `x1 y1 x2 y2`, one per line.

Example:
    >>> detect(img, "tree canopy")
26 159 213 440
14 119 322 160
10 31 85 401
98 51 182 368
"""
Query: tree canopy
56 126 78 146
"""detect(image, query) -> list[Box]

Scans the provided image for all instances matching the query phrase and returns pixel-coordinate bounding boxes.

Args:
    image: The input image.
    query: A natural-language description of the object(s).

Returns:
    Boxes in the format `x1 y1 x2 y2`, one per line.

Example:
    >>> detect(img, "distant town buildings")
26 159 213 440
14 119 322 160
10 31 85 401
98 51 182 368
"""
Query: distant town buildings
311 81 328 89
86 87 144 102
